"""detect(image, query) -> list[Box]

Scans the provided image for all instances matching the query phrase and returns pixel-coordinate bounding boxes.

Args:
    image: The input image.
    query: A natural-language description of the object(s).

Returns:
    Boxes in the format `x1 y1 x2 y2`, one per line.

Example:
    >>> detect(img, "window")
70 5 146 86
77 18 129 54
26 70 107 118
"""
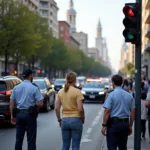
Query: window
60 26 64 31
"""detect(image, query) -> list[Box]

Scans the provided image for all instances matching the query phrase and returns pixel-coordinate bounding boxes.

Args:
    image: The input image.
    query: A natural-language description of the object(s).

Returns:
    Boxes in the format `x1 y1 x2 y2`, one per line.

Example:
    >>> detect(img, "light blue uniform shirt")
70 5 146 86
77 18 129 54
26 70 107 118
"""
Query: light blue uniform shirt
10 80 43 109
104 87 135 118
146 91 150 100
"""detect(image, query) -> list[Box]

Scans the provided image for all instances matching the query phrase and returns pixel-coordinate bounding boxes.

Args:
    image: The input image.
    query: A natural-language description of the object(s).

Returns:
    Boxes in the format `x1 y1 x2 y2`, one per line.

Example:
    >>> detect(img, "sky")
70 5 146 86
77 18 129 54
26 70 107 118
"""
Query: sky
55 0 135 72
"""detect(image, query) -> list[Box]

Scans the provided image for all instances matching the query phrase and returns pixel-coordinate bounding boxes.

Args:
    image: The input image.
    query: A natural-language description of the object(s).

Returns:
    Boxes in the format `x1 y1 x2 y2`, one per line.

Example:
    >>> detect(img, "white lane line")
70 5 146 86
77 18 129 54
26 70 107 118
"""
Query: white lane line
86 128 92 134
81 108 104 143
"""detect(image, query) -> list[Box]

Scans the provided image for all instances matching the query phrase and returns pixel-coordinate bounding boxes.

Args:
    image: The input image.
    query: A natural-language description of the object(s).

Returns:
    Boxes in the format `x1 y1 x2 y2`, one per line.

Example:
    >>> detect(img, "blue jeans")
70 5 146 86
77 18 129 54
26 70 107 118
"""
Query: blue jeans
61 117 83 150
15 111 37 150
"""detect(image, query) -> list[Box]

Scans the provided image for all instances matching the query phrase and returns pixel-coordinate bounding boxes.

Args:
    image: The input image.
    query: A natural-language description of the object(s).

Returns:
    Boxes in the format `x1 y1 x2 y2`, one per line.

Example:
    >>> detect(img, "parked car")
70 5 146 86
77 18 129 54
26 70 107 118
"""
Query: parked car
33 77 55 111
81 81 106 103
54 78 66 92
0 76 22 124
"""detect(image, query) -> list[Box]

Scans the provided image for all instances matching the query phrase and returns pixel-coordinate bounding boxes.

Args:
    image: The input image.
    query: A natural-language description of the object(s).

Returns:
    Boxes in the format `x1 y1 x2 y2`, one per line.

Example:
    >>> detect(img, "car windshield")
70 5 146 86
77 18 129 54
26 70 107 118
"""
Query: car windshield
54 79 65 84
84 82 104 88
33 80 46 89
102 82 109 86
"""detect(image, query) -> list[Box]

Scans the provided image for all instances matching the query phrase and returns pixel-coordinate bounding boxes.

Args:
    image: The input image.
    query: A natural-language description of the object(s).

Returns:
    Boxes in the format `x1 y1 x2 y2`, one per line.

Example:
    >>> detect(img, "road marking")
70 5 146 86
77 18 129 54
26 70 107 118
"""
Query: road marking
81 108 104 143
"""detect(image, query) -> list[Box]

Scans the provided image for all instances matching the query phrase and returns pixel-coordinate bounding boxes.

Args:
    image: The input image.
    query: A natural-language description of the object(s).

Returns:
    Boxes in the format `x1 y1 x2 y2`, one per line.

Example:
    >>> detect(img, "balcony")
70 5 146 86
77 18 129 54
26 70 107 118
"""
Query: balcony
144 41 150 52
145 10 150 24
146 0 150 9
145 25 150 37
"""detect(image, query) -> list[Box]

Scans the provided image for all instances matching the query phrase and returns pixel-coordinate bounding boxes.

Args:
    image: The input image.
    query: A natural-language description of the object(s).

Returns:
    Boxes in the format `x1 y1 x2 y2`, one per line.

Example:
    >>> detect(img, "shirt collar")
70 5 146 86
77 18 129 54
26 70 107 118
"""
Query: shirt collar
114 86 122 90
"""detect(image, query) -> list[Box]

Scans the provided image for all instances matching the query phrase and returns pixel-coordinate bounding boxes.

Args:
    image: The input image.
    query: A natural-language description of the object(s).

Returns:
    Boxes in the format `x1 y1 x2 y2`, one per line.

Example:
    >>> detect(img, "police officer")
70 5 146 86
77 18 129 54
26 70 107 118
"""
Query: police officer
101 74 135 150
9 68 44 150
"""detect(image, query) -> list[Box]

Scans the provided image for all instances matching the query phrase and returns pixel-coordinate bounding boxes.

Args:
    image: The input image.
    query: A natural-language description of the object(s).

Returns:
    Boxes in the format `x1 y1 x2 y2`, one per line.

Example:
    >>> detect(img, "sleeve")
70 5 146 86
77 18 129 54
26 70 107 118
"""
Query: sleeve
76 90 84 101
103 93 112 109
130 96 135 110
34 88 44 102
146 91 150 100
10 88 16 101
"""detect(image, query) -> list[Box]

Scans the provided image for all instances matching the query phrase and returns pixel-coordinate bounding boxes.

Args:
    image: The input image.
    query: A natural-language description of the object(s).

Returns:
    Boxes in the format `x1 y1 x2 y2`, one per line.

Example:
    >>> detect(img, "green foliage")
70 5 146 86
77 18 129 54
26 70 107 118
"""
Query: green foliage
0 0 112 77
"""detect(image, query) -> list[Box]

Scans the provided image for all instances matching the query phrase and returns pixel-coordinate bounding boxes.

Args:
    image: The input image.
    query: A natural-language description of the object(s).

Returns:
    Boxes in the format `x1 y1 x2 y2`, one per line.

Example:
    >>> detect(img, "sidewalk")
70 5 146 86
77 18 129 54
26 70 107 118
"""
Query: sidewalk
102 124 150 150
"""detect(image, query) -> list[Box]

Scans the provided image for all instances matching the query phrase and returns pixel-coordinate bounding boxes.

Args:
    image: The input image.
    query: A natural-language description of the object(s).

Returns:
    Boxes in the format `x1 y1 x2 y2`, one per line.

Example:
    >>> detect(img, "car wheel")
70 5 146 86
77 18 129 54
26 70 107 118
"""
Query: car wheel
45 98 51 112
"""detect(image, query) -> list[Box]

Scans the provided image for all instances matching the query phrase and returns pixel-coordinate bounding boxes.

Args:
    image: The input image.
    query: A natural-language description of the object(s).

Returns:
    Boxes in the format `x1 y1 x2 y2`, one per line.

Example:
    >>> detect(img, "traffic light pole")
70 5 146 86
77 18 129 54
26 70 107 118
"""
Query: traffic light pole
134 0 142 150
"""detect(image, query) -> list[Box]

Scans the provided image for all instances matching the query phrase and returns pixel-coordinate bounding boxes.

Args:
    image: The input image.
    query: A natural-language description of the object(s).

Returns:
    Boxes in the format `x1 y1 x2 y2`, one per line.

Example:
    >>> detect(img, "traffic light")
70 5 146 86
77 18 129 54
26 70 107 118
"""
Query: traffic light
122 3 140 44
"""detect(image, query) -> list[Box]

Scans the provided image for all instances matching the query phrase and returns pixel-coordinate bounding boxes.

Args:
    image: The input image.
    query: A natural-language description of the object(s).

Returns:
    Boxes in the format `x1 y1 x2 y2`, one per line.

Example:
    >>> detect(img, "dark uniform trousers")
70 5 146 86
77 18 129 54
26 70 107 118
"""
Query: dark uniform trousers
15 111 37 150
106 121 129 150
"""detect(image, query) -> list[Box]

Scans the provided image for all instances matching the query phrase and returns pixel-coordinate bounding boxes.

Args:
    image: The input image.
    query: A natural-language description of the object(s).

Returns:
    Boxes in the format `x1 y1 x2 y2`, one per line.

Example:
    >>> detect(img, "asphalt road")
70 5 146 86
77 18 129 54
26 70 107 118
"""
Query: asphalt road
0 103 105 150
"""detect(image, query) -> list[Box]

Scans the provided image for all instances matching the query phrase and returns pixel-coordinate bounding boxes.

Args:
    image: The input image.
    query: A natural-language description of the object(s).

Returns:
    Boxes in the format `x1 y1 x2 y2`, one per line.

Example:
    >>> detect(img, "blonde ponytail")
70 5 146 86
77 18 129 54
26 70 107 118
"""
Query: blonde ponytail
64 72 77 93
64 82 69 92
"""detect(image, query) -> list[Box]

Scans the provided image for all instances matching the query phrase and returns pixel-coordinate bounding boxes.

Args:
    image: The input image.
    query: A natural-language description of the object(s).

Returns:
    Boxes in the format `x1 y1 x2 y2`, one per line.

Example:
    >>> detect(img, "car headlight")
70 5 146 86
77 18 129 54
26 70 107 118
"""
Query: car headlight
76 83 80 87
62 84 65 88
81 90 86 95
99 91 104 95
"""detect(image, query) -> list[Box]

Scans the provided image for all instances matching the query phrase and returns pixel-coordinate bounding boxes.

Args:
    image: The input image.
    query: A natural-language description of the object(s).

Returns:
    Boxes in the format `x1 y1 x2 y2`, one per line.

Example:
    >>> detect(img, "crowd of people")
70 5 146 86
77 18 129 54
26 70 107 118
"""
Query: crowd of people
122 77 150 141
9 68 150 150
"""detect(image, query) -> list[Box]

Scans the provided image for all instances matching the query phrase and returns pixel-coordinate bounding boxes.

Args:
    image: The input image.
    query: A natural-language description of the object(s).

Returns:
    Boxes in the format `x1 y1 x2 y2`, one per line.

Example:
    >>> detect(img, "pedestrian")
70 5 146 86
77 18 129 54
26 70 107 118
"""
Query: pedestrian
141 91 148 140
9 68 44 150
55 72 85 150
141 81 147 93
101 74 135 150
129 78 133 92
122 79 130 92
143 77 149 93
145 89 150 143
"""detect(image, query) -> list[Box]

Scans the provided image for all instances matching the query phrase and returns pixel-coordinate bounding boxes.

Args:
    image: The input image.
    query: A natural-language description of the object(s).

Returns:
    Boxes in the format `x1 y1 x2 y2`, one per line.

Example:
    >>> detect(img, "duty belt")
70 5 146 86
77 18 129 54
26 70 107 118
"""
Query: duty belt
110 117 129 123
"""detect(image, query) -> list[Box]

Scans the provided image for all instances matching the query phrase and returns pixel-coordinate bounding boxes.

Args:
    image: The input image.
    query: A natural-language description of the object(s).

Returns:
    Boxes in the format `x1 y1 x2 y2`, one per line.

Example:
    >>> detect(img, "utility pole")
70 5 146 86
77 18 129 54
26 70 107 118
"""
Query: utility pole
122 0 142 149
134 0 142 149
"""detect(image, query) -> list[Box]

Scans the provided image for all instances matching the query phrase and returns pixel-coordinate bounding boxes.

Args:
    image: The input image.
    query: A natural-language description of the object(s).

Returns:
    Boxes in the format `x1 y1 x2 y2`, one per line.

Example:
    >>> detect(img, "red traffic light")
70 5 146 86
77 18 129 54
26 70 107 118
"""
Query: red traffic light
123 5 135 17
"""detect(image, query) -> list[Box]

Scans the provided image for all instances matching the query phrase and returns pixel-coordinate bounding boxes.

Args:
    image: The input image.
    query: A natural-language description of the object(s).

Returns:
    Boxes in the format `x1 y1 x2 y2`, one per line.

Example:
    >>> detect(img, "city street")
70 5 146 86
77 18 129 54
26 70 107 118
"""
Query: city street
0 103 105 150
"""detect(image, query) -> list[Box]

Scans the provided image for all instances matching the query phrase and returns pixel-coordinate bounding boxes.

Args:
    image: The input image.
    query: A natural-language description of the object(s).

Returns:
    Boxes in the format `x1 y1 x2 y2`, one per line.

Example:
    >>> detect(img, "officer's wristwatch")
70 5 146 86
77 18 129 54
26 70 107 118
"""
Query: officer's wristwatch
102 123 107 127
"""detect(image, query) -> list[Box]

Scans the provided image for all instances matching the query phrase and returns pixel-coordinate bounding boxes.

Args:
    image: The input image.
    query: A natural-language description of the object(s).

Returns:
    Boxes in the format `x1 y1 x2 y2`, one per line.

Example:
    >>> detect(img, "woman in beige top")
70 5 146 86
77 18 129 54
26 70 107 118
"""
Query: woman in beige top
55 72 85 150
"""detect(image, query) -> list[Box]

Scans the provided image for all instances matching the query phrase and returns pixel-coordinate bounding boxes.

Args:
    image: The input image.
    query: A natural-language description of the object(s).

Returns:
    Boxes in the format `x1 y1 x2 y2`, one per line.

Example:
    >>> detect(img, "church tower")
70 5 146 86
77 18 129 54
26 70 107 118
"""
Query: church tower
97 19 102 38
95 19 103 59
67 0 76 34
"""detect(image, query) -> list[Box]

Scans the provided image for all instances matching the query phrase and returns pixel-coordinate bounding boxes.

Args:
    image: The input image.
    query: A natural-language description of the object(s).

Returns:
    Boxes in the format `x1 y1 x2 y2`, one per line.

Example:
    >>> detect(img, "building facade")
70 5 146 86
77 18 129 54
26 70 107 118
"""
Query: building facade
58 21 80 48
119 42 128 70
22 0 39 11
142 0 150 77
69 36 80 48
72 32 88 54
39 0 59 38
88 48 99 61
128 43 135 65
59 21 70 45
102 38 109 66
67 0 76 34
